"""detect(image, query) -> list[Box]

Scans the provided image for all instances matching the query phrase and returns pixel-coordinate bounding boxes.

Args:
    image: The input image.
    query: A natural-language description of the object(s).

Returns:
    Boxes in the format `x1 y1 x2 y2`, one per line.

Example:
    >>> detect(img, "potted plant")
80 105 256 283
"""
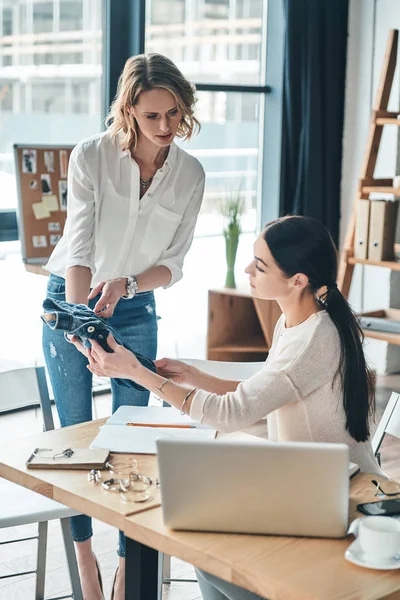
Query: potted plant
220 190 244 289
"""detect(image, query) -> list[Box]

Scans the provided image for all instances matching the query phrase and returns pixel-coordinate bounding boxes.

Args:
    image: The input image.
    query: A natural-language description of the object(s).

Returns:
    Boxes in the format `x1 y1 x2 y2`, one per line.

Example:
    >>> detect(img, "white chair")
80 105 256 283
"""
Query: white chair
0 366 83 600
160 359 264 595
372 391 400 466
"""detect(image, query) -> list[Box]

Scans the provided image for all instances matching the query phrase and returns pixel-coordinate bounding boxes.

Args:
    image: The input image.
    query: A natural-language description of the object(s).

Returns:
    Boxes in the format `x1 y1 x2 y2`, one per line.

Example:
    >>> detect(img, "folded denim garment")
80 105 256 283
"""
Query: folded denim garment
41 297 156 392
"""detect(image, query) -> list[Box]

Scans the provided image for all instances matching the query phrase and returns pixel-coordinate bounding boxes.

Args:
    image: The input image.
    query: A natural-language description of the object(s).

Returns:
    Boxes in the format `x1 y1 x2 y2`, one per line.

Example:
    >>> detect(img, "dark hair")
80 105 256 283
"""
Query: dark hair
263 215 375 443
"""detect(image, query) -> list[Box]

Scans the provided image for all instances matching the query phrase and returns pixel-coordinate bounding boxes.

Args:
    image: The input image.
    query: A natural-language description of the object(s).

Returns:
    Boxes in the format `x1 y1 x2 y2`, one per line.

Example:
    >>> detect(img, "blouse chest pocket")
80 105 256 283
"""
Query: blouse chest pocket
141 205 182 263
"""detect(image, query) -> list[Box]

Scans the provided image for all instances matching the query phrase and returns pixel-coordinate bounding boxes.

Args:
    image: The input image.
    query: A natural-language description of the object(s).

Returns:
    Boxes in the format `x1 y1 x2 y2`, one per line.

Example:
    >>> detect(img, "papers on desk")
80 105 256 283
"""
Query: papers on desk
106 405 204 428
90 406 215 454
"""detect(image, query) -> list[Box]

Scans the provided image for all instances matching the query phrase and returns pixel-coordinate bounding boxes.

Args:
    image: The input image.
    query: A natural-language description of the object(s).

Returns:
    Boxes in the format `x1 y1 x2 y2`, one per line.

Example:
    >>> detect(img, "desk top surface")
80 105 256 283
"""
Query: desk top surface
0 420 399 600
0 418 161 527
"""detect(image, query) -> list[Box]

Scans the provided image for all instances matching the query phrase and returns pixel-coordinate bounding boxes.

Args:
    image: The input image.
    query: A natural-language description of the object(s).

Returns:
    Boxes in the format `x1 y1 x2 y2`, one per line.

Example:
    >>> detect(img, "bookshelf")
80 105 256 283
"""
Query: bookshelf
338 29 400 344
207 286 281 362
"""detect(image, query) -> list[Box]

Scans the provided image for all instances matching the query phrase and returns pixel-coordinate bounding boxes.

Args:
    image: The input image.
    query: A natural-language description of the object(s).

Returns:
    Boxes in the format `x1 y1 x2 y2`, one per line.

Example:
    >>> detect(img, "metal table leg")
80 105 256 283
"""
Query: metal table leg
125 537 159 600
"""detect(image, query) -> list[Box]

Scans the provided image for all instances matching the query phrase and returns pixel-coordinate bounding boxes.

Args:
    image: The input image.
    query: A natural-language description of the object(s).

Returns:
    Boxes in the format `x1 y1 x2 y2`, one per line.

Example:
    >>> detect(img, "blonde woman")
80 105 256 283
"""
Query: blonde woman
42 54 205 600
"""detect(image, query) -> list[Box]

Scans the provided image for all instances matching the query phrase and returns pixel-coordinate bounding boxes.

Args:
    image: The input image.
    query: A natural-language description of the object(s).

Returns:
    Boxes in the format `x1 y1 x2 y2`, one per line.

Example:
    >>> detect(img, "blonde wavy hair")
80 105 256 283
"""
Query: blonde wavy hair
106 53 200 152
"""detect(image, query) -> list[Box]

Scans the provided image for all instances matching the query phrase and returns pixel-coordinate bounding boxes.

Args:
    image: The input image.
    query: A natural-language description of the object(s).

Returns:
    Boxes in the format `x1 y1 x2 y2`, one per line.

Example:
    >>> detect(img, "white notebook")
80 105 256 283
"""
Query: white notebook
106 405 206 428
90 406 215 454
91 425 215 454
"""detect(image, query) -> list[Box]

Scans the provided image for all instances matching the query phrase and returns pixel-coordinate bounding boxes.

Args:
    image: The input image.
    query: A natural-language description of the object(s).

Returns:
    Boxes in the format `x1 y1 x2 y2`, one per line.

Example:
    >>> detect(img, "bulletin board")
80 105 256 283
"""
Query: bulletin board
14 143 74 264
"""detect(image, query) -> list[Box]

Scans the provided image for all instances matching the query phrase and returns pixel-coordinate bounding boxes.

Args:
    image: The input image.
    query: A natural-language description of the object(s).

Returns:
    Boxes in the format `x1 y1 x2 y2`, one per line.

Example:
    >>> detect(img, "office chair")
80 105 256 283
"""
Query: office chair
372 391 400 466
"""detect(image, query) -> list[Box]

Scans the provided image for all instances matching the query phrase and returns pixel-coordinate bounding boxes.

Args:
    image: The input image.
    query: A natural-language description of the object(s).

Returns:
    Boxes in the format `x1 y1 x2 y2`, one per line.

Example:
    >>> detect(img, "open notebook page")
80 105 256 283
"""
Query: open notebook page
90 424 216 454
106 405 208 428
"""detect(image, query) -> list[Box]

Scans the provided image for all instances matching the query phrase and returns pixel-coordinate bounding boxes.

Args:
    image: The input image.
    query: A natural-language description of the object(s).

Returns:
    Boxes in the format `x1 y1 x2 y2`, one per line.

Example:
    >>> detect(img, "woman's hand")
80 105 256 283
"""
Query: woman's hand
88 278 127 317
70 334 141 380
155 358 191 384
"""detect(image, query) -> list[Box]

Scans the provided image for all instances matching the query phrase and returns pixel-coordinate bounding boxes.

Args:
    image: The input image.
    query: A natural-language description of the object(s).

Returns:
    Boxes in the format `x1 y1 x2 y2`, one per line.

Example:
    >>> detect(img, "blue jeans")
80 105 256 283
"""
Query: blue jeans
196 569 266 600
42 274 158 557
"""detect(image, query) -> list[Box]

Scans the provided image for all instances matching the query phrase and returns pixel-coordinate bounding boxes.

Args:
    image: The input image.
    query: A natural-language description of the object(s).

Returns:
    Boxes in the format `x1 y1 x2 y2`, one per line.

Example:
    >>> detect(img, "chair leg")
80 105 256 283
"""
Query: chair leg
157 552 164 600
35 521 47 600
60 517 83 600
162 553 171 581
162 552 197 584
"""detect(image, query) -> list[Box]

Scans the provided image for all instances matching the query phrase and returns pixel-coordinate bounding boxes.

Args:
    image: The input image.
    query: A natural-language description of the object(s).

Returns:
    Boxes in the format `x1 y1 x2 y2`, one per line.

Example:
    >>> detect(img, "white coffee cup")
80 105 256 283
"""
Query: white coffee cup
358 516 400 561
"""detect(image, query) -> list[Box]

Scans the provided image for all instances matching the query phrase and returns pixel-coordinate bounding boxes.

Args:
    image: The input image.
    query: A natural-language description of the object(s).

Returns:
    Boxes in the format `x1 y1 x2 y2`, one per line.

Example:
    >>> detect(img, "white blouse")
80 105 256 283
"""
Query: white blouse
44 131 205 288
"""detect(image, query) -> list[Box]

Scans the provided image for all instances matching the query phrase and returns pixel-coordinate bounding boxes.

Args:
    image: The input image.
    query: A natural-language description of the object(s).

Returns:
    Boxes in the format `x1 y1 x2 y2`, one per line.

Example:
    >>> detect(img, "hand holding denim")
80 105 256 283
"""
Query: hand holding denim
41 297 156 392
75 333 145 382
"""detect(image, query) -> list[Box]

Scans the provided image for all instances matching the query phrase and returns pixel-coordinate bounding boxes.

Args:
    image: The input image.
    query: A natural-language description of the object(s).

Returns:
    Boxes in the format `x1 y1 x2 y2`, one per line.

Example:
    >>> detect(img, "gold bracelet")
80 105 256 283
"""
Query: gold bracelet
180 387 197 415
157 378 171 394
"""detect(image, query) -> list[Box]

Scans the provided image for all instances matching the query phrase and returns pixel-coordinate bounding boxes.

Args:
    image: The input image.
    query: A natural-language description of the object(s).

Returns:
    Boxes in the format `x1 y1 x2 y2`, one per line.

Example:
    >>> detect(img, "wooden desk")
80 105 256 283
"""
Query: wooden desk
0 421 399 600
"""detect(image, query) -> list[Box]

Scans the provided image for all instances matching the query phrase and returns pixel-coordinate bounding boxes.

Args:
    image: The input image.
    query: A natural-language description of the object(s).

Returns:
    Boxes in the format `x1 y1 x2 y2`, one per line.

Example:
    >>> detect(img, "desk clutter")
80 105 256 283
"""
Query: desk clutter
90 405 215 454
98 455 157 503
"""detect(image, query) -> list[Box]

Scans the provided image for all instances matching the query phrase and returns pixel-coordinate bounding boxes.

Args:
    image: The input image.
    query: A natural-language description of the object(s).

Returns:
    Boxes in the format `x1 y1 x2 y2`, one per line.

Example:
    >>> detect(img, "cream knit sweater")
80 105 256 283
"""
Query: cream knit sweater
190 311 383 475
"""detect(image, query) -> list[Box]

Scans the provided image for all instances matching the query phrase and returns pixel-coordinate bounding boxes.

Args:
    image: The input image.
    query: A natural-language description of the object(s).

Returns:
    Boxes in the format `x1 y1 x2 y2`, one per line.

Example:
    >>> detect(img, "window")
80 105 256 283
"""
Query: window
146 0 265 85
0 0 103 212
146 0 267 234
33 2 54 34
185 91 260 235
60 0 83 31
2 7 12 36
0 82 12 111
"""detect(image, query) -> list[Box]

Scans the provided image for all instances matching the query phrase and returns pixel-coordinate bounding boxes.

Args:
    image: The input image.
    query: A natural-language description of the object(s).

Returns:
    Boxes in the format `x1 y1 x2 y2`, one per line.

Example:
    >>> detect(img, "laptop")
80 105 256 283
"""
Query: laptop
156 438 350 538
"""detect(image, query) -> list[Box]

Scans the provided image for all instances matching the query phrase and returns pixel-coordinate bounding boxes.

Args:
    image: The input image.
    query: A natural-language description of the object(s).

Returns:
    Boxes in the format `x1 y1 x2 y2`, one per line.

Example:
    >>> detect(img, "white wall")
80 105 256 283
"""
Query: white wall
341 0 400 373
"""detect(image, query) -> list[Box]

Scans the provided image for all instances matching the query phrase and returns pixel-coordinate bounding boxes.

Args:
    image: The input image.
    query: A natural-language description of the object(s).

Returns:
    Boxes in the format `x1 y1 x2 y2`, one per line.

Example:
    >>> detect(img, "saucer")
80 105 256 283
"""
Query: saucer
345 538 400 570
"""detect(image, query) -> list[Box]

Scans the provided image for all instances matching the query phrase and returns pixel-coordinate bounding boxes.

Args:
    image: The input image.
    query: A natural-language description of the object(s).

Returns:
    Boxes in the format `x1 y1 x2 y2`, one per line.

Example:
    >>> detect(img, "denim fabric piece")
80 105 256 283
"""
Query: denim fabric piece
41 297 156 391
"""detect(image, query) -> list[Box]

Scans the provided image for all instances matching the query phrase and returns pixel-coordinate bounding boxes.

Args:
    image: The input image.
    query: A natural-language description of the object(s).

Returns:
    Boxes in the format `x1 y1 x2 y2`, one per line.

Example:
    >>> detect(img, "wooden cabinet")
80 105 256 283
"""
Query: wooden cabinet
207 286 281 362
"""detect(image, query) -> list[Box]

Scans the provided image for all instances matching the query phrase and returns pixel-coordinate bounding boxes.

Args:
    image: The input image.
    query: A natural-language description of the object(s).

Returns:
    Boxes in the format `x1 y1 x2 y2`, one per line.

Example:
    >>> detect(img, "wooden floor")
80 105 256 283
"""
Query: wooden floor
0 376 399 600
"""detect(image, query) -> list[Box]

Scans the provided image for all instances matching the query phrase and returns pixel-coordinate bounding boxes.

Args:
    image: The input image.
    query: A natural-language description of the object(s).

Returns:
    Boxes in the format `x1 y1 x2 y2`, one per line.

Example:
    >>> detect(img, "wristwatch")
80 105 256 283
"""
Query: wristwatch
122 275 139 299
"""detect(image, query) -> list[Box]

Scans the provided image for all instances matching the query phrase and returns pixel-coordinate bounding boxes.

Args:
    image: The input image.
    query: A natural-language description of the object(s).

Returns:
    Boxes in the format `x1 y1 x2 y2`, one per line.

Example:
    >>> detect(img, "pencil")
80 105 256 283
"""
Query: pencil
126 423 194 429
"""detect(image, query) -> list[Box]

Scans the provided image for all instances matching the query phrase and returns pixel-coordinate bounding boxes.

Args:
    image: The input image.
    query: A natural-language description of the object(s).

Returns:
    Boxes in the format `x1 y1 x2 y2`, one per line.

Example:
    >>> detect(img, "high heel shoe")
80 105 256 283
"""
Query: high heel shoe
93 553 104 596
110 567 119 600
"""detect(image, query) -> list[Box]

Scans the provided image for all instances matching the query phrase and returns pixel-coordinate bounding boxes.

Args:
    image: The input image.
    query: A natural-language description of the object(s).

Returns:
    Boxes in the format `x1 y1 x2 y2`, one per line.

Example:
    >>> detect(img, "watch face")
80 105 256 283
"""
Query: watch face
127 276 138 296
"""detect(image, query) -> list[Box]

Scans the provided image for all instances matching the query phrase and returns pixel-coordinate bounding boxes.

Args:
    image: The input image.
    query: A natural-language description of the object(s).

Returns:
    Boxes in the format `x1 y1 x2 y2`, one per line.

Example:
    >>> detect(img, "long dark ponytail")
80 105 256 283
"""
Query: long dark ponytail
263 216 375 443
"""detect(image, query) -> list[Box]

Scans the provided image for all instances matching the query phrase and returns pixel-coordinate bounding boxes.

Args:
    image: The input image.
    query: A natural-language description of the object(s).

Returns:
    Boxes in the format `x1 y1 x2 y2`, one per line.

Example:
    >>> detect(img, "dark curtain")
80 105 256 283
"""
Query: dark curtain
280 0 349 245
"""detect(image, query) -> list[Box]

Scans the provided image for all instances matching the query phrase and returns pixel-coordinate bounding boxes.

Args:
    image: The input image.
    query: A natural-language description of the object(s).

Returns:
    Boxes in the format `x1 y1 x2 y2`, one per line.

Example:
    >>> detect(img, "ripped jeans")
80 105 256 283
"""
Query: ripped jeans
42 274 158 556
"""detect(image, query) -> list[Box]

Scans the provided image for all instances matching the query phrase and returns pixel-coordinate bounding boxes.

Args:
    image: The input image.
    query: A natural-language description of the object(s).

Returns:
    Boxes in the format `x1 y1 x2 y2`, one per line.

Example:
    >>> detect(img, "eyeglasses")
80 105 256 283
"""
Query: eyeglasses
371 479 400 497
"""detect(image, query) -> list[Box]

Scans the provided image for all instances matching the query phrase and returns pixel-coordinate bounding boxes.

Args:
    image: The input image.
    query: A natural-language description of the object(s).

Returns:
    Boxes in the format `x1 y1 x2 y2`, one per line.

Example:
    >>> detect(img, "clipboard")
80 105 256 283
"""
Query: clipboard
26 447 110 470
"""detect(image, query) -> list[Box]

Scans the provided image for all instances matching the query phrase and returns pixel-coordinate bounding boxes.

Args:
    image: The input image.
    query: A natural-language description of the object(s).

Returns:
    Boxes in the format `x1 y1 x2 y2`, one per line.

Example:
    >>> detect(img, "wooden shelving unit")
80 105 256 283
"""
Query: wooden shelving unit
338 29 400 344
347 257 400 270
360 309 400 346
207 286 281 362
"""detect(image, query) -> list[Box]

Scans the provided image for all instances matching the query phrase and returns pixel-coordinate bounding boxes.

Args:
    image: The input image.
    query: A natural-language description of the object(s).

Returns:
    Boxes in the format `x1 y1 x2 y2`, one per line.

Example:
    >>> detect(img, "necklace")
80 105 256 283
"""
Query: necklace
135 147 169 191
140 176 153 189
